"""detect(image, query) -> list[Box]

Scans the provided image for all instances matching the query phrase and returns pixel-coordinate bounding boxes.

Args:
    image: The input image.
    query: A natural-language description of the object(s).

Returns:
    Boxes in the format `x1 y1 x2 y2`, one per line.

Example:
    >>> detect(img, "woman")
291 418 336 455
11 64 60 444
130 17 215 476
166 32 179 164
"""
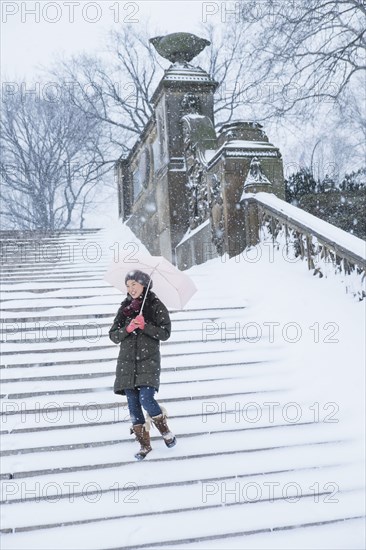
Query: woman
109 269 176 460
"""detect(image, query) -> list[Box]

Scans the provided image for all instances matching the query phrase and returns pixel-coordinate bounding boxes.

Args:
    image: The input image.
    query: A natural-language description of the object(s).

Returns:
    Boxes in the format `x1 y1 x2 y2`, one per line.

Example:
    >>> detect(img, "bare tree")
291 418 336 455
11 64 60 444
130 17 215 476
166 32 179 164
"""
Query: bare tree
0 89 112 230
198 20 275 125
48 25 162 156
255 0 366 117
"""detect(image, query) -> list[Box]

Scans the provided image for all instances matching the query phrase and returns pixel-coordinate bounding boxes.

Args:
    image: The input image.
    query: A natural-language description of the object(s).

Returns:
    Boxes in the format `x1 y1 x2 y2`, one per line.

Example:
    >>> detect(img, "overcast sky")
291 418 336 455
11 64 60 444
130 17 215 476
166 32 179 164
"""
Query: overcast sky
1 1 218 80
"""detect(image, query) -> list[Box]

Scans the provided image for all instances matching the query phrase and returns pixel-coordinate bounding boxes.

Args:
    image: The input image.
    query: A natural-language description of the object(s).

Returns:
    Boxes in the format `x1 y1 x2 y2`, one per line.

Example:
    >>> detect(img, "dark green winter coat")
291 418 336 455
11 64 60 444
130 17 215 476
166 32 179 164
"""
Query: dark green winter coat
109 290 171 395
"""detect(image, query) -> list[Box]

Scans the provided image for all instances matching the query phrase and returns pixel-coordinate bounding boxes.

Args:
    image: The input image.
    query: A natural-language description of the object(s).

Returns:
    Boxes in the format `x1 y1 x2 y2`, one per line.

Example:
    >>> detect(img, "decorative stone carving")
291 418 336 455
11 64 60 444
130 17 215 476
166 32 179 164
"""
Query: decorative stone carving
139 146 151 188
157 115 166 160
150 33 210 64
209 174 225 254
242 156 272 197
181 94 217 230
181 92 201 114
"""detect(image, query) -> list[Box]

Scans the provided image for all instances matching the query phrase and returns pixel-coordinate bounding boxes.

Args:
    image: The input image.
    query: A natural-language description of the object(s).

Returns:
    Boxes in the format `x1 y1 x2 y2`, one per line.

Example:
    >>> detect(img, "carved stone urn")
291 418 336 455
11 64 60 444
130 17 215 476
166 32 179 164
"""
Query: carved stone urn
150 32 210 64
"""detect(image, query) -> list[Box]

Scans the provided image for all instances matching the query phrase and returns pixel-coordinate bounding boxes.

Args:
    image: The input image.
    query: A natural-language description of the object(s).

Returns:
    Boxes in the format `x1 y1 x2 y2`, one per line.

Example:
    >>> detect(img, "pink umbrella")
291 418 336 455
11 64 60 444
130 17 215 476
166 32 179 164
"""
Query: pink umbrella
104 253 197 310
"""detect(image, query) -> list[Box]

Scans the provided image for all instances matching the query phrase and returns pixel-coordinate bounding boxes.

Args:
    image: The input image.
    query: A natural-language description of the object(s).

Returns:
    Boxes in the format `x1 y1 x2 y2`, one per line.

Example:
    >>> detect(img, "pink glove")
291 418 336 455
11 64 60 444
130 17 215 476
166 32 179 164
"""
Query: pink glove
126 320 136 333
134 315 145 330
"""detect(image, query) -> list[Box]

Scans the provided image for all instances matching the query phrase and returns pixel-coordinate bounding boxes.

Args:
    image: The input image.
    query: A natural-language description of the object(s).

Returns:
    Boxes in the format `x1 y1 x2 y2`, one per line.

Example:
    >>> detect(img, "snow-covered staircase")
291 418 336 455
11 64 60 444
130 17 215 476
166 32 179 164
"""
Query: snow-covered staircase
1 230 364 549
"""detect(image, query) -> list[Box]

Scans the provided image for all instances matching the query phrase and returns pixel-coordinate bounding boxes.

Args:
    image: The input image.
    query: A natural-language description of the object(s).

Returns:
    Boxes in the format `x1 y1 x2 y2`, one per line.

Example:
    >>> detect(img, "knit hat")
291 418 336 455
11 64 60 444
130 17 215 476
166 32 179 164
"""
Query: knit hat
124 270 152 289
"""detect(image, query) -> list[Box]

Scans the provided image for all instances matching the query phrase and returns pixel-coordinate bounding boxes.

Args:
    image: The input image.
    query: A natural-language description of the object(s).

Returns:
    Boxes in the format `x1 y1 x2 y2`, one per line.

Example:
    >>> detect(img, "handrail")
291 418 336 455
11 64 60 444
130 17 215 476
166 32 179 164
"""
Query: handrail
241 192 366 300
255 193 365 266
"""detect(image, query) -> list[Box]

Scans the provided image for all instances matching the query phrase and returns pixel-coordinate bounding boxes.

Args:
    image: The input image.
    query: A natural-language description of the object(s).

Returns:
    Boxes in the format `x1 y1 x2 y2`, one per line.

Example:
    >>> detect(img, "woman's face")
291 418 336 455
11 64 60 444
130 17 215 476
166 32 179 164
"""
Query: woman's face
126 279 144 298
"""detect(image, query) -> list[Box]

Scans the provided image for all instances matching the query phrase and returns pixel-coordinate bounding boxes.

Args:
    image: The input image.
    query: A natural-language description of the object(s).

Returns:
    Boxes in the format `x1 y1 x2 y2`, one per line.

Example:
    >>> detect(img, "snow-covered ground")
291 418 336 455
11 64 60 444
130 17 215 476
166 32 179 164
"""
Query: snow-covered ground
0 223 365 549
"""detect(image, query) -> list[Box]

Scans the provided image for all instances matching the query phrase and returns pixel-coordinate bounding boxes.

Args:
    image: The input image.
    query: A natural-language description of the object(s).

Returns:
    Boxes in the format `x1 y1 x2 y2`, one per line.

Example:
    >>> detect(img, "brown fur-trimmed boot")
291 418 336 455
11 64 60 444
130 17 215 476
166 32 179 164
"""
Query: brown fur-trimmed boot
150 408 176 448
132 423 152 460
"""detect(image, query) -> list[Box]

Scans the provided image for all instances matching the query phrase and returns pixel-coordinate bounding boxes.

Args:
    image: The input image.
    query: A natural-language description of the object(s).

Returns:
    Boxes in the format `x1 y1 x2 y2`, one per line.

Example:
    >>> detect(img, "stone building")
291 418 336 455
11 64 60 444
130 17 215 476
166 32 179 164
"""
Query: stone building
116 33 284 269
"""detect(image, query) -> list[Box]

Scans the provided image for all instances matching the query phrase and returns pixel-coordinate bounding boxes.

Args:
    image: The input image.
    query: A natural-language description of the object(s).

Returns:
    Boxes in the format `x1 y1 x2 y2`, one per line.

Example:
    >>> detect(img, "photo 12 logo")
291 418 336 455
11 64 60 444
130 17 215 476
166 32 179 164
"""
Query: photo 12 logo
201 321 340 344
202 479 339 504
1 1 140 24
2 480 139 504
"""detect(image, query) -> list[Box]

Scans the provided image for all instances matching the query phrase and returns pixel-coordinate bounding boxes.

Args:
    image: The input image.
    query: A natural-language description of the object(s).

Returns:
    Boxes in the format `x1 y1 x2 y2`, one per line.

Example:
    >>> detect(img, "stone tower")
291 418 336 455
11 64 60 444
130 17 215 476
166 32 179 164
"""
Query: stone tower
116 33 285 267
149 58 218 262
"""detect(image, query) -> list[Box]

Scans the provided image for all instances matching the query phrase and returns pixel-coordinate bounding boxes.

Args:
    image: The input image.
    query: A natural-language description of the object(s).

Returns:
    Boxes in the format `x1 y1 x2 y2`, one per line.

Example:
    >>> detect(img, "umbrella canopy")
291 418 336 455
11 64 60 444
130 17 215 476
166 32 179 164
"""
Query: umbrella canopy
104 253 197 310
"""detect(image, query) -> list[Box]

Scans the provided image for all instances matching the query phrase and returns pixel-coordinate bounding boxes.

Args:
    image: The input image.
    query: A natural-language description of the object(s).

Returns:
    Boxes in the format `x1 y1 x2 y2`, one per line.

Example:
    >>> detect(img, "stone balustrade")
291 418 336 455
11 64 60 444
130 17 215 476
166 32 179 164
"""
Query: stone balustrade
241 193 366 301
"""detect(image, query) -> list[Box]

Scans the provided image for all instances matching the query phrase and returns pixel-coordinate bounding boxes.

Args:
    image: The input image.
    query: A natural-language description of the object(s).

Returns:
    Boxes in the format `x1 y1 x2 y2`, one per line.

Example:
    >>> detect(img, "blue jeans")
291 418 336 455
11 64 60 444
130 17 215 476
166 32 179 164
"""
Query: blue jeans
125 386 162 425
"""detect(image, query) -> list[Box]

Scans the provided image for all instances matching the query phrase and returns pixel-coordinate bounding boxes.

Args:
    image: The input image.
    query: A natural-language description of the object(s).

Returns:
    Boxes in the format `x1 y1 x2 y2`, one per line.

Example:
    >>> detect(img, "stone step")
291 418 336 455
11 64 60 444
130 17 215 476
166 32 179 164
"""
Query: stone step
0 271 109 281
0 385 286 420
0 244 107 261
167 518 365 550
0 292 120 303
0 389 290 439
0 366 285 400
0 276 108 285
0 459 347 514
0 232 104 244
1 312 114 324
1 418 318 457
0 332 273 356
1 281 114 292
2 428 359 512
0 285 113 294
2 352 281 378
0 358 266 387
1 237 109 247
0 425 352 484
0 397 307 451
0 263 112 272
1 333 270 354
0 312 249 341
0 320 246 344
0 305 247 324
1 305 246 320
0 228 101 236
1 514 363 550
0 273 107 281
1 355 115 369
0 310 251 332
1 347 277 370
0 301 118 314
1 479 363 548
0 265 109 272
1 391 288 435
0 360 277 390
0 461 356 511
0 263 109 273
0 421 344 480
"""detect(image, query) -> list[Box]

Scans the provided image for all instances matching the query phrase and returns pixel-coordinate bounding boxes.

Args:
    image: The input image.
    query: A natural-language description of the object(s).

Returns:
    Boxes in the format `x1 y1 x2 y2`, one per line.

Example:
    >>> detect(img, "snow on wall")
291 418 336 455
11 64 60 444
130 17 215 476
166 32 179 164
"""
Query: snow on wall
254 193 366 261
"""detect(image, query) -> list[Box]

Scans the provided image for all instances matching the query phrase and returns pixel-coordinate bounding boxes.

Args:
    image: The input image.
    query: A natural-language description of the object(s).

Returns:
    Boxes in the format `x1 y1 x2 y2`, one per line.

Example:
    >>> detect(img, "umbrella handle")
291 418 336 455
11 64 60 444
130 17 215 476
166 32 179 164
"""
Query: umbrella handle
139 271 154 314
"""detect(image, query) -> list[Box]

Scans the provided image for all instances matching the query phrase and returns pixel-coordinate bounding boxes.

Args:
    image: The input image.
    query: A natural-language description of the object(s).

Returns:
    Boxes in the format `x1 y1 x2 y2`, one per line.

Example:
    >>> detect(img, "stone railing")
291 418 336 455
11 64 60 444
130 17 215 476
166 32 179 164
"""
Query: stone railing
241 193 366 301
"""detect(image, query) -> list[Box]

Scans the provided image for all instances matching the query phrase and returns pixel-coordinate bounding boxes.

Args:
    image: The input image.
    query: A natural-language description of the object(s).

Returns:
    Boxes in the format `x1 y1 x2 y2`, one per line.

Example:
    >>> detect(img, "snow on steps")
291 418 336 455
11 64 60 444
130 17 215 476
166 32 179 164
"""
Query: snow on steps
0 229 364 548
0 362 283 397
1 494 364 548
